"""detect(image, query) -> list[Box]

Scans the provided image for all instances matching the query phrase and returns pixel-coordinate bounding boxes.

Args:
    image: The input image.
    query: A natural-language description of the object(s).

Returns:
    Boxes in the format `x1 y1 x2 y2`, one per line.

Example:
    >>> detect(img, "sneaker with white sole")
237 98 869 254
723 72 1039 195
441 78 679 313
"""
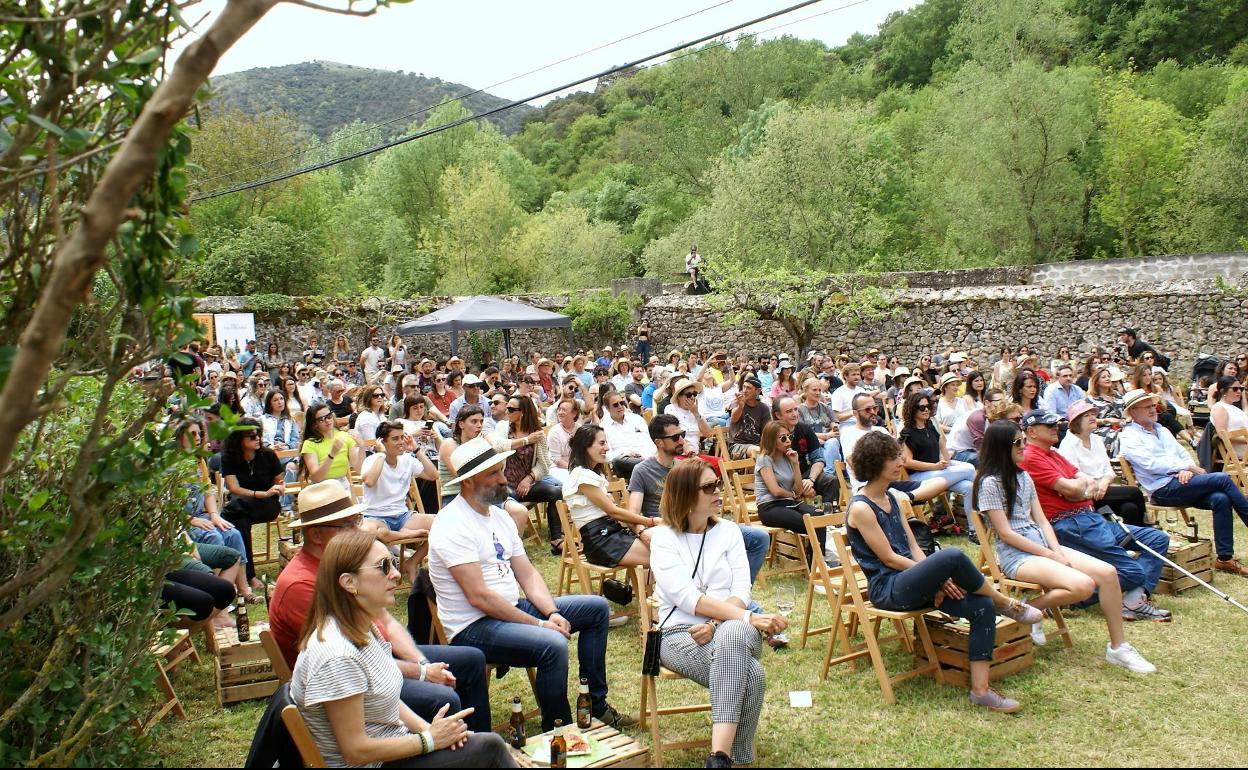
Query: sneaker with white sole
1122 601 1172 623
968 688 1022 713
1029 623 1047 647
608 614 630 628
1105 642 1157 674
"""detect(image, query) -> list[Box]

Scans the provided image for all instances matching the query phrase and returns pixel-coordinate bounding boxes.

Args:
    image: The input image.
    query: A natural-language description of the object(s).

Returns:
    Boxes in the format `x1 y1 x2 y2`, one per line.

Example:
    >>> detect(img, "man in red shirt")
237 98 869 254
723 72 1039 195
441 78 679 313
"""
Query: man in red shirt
1019 410 1171 623
270 481 490 731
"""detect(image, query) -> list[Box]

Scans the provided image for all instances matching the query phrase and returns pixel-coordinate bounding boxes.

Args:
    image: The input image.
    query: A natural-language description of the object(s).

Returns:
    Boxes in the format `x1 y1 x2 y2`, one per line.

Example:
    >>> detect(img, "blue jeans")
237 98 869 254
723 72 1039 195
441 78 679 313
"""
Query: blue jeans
875 549 995 662
1051 513 1167 595
822 438 843 467
908 461 976 516
189 526 247 565
452 595 610 731
398 644 491 733
952 449 979 466
1152 472 1248 560
705 414 730 427
739 524 769 584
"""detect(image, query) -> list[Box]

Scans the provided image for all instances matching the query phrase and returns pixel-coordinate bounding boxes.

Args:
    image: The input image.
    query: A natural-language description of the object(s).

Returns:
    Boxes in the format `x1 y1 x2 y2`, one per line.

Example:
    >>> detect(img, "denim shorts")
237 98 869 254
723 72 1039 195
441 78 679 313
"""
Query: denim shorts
995 522 1049 578
365 511 410 532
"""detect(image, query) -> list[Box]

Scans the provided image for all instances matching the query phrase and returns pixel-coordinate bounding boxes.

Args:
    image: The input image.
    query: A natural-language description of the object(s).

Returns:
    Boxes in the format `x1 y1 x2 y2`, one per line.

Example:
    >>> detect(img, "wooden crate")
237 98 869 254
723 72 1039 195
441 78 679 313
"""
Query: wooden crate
214 625 279 706
1155 537 1213 595
916 614 1034 689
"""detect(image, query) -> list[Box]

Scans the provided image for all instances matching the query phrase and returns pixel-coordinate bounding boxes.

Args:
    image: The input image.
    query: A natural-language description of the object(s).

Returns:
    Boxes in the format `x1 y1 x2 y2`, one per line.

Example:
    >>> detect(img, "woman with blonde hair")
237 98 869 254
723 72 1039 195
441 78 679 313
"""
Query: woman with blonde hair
332 334 352 365
291 528 514 768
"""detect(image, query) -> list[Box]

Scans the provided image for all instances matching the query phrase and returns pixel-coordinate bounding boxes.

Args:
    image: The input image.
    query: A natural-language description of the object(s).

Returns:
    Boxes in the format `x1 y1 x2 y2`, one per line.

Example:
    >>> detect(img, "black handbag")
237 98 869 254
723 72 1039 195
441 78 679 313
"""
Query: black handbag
601 578 634 606
643 529 708 676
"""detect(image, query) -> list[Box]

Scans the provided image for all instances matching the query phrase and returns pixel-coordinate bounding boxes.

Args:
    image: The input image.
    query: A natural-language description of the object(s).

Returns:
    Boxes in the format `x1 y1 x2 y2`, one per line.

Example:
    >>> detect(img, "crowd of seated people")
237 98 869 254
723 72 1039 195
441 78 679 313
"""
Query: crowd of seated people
158 326 1248 768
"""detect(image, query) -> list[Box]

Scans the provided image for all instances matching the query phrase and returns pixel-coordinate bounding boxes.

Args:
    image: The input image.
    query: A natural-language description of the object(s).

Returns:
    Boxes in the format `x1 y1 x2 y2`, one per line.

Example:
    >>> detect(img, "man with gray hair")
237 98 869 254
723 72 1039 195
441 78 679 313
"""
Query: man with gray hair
324 378 353 419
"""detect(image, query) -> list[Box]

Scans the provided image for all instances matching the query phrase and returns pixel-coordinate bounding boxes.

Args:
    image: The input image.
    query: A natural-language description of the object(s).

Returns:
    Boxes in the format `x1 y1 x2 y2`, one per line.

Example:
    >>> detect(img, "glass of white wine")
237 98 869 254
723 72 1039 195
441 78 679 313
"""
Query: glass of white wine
774 584 796 620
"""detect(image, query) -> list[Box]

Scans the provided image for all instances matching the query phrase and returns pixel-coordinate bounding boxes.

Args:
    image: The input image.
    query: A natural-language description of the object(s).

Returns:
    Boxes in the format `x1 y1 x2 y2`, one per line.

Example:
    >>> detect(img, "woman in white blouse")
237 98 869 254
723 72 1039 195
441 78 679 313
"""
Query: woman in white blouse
650 459 786 769
696 367 732 427
562 424 657 568
1058 401 1148 526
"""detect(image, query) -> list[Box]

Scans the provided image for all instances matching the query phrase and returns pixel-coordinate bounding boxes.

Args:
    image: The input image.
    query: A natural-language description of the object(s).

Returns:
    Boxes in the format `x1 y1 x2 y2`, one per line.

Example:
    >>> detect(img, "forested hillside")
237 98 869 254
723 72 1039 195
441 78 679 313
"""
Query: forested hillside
209 61 531 138
186 0 1248 299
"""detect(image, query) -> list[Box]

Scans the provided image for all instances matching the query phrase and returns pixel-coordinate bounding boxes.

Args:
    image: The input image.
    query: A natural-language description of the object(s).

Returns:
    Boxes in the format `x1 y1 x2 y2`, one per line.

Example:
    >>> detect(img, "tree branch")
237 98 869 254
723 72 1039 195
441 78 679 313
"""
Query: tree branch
0 0 281 475
284 0 380 15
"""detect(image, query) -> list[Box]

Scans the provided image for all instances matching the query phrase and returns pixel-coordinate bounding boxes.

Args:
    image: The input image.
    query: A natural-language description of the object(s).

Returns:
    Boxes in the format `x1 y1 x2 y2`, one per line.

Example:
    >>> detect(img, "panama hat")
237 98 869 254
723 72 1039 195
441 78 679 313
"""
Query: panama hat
938 372 961 390
902 376 925 390
448 436 515 486
1122 388 1162 412
289 480 366 529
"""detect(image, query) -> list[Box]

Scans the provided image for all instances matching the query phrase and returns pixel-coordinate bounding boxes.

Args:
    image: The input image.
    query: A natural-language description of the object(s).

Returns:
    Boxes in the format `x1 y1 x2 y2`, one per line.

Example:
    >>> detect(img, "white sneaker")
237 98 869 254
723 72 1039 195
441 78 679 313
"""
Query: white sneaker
1106 642 1157 674
813 583 827 595
608 614 630 628
1029 623 1047 647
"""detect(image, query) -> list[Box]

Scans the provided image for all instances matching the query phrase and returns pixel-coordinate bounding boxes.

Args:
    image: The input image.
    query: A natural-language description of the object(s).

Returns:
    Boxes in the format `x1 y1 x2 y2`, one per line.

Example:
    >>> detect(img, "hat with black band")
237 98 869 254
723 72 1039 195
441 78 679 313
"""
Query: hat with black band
289 480 366 528
448 436 515 486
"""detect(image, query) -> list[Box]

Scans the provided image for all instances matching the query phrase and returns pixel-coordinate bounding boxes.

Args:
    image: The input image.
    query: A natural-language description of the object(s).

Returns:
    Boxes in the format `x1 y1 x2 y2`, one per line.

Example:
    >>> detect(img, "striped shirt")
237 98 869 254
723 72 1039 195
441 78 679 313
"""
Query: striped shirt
290 617 407 767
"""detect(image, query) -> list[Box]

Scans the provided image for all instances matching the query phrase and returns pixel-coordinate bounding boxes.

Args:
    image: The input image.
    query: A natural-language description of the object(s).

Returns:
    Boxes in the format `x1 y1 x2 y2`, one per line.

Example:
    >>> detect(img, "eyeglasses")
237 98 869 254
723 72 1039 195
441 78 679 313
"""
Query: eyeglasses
698 480 721 495
358 557 400 576
371 392 385 399
609 400 626 408
1012 437 1026 448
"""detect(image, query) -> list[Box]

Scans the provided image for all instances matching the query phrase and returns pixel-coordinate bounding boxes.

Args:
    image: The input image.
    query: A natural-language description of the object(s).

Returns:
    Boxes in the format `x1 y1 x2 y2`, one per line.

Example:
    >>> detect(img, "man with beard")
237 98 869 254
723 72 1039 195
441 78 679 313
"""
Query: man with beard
428 437 635 731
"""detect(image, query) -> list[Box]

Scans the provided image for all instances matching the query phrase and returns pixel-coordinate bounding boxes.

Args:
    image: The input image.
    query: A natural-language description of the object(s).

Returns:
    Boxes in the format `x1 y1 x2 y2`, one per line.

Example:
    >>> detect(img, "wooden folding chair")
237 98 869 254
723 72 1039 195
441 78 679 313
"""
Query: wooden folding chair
553 500 640 603
708 425 730 460
799 511 852 651
259 629 293 684
823 529 944 704
831 460 852 512
1119 455 1192 529
281 704 328 768
966 510 1073 649
142 628 200 732
1214 427 1248 492
731 469 808 585
426 596 541 731
635 567 711 767
717 458 755 522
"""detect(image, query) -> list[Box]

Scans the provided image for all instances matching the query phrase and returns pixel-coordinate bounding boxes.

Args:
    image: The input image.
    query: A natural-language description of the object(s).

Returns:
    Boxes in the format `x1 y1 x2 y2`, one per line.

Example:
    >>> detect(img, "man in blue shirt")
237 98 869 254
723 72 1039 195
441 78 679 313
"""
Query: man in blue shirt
1118 388 1248 577
1040 363 1085 416
595 346 614 371
239 340 260 379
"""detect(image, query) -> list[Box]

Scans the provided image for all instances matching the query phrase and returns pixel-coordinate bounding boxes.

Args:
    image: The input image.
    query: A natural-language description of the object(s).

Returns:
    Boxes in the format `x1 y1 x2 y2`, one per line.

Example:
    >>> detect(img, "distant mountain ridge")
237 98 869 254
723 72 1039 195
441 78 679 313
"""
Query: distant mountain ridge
208 60 533 138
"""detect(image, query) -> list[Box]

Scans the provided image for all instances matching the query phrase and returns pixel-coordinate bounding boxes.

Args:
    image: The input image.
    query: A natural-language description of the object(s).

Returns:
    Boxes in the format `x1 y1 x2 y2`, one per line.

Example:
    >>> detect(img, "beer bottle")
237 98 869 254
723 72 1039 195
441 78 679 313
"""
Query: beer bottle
508 697 526 750
575 677 592 729
236 601 250 643
550 719 567 768
1187 516 1199 544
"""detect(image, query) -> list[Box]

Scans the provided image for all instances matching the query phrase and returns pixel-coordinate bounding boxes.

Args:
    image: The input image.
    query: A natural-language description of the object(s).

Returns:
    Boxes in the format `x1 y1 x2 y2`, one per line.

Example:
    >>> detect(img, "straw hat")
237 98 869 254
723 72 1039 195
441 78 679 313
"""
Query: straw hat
289 480 366 529
1122 388 1162 412
902 376 925 390
892 366 911 378
672 379 703 400
448 437 515 486
938 372 961 390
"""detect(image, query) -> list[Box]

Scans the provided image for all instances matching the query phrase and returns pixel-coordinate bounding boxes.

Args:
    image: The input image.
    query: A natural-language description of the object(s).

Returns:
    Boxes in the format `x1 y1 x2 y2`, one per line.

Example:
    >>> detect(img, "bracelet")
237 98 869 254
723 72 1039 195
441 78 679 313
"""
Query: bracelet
741 610 753 624
327 453 335 460
418 661 428 681
420 730 434 755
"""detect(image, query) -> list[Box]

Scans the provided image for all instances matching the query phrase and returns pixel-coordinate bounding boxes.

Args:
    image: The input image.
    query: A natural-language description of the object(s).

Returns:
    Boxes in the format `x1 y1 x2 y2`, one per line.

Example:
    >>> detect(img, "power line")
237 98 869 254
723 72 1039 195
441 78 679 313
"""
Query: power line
194 0 740 188
191 0 873 203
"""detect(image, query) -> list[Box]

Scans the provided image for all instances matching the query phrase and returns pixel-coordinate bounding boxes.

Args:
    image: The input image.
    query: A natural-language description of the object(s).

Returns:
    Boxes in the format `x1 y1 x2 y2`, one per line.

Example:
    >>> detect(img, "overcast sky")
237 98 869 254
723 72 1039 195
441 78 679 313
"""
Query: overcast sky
177 0 918 103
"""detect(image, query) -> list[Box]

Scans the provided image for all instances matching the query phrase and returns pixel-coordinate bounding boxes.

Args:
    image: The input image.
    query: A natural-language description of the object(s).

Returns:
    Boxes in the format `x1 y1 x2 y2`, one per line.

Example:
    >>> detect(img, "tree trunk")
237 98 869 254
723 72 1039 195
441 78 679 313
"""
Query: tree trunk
0 0 278 473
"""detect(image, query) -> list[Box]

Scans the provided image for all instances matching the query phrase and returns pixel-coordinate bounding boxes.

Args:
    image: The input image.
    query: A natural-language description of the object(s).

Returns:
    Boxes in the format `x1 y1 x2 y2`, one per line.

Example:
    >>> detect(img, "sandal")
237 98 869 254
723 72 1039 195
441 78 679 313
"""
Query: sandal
549 538 565 556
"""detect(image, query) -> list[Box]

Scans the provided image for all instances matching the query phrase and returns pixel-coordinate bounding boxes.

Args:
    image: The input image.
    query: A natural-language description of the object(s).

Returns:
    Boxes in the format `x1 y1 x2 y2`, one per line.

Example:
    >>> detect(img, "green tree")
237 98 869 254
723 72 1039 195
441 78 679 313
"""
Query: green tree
873 0 966 88
1095 74 1190 258
943 0 1080 72
187 107 311 218
433 164 525 294
915 62 1098 264
1179 90 1248 249
193 217 321 295
511 205 632 291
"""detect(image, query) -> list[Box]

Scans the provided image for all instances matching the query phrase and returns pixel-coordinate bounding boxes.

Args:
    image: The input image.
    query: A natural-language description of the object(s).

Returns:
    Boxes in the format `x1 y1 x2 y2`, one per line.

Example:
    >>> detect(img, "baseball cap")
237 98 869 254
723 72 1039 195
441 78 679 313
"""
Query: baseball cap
1022 409 1062 428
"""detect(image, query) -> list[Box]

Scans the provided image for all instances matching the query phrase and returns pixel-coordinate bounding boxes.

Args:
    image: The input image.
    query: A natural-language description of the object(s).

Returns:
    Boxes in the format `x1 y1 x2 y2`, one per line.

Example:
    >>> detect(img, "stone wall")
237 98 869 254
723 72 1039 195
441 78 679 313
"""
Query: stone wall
196 253 1248 378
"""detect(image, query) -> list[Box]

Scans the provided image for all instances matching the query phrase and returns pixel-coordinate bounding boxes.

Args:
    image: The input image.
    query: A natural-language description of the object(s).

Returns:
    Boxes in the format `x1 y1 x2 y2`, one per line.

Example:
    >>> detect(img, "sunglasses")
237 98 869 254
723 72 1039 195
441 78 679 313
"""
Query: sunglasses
1012 437 1026 448
661 431 687 442
243 432 261 440
917 404 931 411
316 413 334 422
698 480 722 495
506 406 523 413
778 434 792 442
358 557 400 576
1230 386 1245 393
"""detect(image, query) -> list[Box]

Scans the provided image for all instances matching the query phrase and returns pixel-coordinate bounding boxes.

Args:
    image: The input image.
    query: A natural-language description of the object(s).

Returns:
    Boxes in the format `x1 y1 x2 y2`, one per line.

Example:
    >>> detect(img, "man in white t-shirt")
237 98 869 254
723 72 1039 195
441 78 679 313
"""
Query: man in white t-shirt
830 363 872 427
359 335 385 379
428 437 635 732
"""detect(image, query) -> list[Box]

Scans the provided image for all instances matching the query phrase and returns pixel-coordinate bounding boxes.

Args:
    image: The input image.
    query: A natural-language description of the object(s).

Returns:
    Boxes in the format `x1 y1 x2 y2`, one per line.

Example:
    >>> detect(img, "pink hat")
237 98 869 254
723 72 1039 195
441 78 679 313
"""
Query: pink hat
1066 400 1096 423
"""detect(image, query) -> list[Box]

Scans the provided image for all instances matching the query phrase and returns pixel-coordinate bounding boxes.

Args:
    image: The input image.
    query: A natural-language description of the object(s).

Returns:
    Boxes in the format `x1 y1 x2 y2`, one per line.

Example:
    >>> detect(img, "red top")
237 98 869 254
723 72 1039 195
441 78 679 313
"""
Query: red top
268 549 319 668
268 548 393 668
1022 443 1091 521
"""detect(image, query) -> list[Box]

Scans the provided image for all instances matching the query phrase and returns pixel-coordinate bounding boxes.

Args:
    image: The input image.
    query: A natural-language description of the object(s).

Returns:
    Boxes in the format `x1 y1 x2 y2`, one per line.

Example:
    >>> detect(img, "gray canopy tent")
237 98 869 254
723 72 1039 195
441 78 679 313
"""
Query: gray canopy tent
394 295 573 357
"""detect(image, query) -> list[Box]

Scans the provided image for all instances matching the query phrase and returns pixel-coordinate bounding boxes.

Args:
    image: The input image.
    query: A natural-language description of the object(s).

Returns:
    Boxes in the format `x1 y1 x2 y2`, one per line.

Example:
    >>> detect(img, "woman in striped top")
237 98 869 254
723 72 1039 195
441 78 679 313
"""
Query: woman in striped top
290 529 514 768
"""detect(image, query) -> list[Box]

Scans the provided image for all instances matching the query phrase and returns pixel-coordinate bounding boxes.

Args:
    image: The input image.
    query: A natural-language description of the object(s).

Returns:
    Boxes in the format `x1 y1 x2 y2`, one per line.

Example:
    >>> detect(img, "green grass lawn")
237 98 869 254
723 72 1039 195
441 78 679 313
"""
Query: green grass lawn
152 510 1248 767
